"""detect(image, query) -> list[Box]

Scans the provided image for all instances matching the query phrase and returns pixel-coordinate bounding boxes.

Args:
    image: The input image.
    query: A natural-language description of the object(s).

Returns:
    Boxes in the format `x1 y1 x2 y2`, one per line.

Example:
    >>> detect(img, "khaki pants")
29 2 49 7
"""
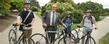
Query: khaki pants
22 29 32 44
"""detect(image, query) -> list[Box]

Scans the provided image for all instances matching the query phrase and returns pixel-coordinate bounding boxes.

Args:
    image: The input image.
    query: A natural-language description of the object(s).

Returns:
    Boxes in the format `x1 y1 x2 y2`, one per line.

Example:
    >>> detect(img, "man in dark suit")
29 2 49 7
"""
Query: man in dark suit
42 4 60 43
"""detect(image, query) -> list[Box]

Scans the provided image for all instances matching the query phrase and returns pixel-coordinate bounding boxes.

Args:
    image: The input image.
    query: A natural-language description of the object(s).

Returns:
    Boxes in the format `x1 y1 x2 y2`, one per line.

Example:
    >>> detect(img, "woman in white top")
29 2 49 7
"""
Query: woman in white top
80 9 97 44
80 9 97 32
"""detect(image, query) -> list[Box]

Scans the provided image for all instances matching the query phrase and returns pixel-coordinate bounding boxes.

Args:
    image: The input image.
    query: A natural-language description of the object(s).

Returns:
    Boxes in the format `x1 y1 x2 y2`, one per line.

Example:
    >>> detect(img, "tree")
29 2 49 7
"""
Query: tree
78 1 103 21
102 8 109 16
10 0 40 12
0 0 11 16
41 2 74 19
43 0 77 15
30 0 41 11
11 0 23 11
42 0 84 23
73 10 84 23
50 0 77 8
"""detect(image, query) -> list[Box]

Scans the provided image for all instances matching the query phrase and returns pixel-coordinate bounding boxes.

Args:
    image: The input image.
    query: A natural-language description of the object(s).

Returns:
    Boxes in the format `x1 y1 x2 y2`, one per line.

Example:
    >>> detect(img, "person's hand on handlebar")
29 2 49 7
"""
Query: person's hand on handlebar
93 24 98 30
93 26 98 30
13 23 22 26
62 23 67 29
13 23 18 26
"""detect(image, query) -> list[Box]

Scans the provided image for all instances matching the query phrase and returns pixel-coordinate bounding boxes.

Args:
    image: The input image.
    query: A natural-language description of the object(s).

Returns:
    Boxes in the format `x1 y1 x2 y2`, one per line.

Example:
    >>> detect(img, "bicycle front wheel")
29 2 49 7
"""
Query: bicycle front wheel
58 34 76 44
8 29 17 44
18 38 35 44
30 33 48 44
85 37 96 44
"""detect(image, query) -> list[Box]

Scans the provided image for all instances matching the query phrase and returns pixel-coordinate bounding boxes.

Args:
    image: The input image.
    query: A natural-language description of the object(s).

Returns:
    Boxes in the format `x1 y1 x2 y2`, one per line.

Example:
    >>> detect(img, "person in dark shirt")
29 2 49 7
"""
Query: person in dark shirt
16 0 35 44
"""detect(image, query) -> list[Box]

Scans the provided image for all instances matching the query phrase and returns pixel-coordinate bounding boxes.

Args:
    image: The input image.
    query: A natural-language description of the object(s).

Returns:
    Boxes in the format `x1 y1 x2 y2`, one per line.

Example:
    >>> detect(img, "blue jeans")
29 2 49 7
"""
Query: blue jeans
66 26 72 33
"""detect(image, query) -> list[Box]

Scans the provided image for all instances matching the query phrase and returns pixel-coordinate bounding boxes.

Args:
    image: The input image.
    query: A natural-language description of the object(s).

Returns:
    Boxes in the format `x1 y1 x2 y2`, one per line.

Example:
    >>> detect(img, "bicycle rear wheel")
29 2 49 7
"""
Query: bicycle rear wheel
30 33 48 44
85 37 96 44
58 34 76 44
8 29 17 44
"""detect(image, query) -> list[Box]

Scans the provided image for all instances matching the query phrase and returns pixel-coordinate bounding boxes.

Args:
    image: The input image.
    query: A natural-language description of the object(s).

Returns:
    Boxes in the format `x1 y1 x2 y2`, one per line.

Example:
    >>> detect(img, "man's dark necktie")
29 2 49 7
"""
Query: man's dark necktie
52 12 55 25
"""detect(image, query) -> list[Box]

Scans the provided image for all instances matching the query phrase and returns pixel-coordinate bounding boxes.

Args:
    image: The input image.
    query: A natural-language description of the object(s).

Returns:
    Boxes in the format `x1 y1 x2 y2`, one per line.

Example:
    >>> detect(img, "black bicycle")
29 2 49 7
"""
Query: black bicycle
8 24 18 44
16 31 35 44
57 29 76 44
30 33 47 44
57 25 76 44
8 24 35 44
30 25 75 44
74 26 96 44
45 26 76 44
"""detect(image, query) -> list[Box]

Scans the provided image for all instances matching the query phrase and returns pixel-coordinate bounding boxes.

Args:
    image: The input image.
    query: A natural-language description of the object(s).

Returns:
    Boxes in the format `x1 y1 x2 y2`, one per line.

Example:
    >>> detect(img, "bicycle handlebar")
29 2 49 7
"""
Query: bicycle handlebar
12 23 19 26
45 31 60 33
83 26 97 29
77 25 97 29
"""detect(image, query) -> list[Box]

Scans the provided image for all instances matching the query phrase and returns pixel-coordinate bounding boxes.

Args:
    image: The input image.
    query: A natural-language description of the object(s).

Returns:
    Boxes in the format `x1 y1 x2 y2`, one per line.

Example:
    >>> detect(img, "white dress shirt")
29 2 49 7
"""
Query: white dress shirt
50 11 56 25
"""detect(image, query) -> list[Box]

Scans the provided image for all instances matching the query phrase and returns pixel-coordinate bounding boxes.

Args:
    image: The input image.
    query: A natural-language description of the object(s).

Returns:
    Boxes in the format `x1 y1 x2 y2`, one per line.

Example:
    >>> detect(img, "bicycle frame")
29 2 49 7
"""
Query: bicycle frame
45 29 66 44
16 32 23 44
10 25 28 44
75 27 93 43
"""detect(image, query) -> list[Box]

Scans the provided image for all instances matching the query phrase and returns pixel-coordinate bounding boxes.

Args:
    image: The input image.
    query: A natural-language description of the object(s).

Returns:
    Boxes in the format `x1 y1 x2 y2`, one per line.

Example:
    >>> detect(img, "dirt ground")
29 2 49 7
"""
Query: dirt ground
0 15 16 32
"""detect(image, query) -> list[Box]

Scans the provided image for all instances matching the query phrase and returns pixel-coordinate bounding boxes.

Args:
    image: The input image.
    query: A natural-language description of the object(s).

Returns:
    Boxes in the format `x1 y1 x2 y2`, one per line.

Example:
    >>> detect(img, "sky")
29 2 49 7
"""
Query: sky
37 0 109 8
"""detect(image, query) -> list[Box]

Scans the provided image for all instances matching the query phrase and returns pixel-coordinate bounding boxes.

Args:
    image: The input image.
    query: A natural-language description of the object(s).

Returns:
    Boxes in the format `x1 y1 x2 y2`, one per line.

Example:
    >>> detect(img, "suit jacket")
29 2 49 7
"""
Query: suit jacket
42 11 60 27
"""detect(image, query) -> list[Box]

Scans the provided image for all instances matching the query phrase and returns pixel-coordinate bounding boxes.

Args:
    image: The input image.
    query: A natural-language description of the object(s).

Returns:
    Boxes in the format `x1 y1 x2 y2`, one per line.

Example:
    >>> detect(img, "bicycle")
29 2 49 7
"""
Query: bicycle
8 24 18 44
74 26 96 44
8 24 35 44
30 25 76 44
57 25 76 44
57 30 76 44
45 26 75 44
30 33 47 44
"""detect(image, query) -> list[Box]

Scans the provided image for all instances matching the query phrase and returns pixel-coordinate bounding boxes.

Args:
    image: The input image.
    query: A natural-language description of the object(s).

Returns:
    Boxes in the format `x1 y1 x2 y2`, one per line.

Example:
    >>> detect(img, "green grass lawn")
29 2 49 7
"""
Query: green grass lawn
73 23 79 30
99 32 109 44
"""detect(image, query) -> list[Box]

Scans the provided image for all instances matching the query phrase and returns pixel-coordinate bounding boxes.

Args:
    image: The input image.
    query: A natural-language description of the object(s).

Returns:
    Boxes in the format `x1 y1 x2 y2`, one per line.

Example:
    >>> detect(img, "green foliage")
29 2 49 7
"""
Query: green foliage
42 1 84 23
99 33 109 44
30 0 41 11
51 0 77 8
102 8 109 16
72 23 78 30
73 10 84 23
51 0 57 3
11 0 40 11
11 0 23 11
42 2 74 19
31 6 39 11
0 0 11 16
78 1 103 21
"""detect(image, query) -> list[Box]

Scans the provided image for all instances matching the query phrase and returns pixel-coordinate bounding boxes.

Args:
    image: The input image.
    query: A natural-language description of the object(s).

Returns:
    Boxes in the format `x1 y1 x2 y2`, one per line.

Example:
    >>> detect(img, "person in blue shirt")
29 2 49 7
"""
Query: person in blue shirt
61 11 73 35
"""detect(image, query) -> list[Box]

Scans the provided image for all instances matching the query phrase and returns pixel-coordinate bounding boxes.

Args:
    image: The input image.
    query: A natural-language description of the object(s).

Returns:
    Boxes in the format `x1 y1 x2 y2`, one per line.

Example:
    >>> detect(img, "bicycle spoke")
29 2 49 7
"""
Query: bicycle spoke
9 29 17 44
31 33 47 44
58 36 75 44
18 38 35 44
